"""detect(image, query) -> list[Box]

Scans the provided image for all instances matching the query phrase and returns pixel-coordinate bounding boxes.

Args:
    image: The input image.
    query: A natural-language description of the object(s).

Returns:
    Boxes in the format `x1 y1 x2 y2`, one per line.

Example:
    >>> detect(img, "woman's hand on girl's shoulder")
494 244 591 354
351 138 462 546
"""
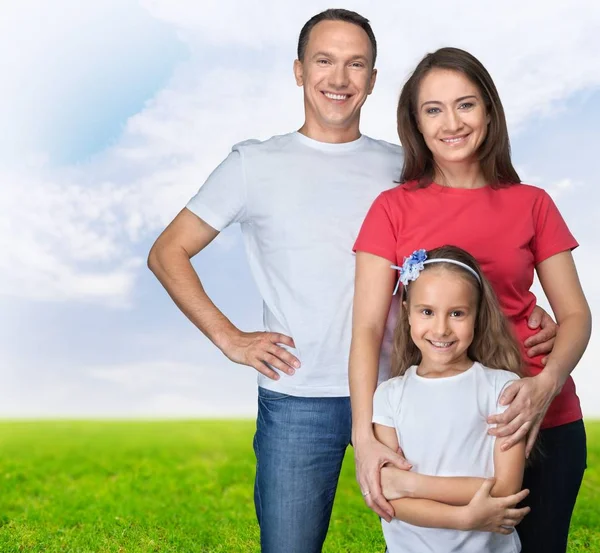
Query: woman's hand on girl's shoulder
487 372 561 456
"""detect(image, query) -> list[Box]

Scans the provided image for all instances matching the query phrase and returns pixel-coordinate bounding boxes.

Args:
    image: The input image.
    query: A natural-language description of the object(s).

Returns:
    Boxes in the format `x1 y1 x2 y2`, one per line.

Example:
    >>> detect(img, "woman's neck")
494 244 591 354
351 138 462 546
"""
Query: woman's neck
433 160 486 189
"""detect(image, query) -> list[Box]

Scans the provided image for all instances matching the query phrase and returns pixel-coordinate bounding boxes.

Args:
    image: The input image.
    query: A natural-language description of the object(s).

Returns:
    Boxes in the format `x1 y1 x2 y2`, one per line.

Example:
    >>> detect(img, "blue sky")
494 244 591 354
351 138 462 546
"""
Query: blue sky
2 0 600 418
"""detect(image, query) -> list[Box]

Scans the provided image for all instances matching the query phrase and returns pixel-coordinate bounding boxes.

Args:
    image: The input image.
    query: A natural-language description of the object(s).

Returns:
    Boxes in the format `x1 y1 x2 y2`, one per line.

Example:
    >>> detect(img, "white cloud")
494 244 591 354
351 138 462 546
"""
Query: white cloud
3 0 600 304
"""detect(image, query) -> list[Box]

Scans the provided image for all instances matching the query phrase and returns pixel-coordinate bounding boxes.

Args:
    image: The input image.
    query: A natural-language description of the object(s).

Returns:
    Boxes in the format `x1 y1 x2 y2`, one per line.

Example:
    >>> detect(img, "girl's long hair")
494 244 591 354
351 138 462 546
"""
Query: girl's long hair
391 245 523 378
397 47 520 188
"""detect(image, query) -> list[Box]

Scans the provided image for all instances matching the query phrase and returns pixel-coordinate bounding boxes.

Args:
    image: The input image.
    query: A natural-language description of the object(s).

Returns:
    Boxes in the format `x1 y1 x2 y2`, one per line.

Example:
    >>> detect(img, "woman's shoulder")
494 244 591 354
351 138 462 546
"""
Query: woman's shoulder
496 182 552 200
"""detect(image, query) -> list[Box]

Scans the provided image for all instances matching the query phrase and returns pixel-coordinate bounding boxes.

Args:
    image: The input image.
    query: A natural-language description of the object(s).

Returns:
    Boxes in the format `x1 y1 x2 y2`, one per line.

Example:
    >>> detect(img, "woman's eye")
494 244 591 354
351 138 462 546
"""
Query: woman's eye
459 102 474 109
426 107 440 115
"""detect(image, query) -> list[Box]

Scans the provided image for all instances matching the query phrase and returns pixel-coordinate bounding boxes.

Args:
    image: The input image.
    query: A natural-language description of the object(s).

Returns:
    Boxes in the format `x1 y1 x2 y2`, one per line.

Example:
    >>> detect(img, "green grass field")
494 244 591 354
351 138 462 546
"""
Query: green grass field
0 420 598 552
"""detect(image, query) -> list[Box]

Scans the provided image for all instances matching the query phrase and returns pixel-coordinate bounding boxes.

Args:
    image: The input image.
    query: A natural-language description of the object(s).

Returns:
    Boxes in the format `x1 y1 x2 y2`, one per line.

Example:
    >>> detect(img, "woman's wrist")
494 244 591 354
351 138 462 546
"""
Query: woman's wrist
536 367 564 396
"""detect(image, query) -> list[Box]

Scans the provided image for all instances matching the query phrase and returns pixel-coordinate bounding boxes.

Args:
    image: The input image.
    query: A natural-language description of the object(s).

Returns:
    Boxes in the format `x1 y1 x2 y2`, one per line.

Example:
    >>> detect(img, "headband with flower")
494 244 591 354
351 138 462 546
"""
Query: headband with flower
391 249 481 295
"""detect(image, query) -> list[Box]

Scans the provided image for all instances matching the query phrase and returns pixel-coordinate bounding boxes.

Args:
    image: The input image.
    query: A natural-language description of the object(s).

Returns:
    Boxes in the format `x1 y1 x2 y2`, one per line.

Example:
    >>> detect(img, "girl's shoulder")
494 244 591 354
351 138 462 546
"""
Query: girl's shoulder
375 369 415 397
475 363 520 398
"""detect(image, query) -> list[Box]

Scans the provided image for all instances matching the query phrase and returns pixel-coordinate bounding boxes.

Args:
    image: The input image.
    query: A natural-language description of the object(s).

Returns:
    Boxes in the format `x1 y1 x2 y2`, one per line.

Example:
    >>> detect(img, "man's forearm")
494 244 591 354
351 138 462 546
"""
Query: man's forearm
148 244 238 350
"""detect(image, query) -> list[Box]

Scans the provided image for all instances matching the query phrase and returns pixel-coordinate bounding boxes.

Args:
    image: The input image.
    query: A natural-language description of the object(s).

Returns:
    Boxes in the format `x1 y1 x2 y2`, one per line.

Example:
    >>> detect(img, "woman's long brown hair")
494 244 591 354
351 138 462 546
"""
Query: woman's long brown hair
397 47 520 188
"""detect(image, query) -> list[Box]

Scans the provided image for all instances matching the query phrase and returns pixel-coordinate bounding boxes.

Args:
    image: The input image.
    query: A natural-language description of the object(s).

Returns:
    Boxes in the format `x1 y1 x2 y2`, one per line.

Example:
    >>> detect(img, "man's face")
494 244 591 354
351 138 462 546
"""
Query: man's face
294 20 377 135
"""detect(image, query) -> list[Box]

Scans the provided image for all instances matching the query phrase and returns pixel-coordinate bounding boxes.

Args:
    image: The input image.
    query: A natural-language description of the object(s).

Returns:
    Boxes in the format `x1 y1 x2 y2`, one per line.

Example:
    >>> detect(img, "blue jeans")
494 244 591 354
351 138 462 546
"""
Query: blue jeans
253 387 352 553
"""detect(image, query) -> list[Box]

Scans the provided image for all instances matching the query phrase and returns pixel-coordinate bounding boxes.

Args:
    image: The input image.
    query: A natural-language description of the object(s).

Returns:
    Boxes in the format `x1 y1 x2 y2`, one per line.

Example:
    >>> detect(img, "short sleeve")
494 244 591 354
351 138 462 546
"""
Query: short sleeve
186 146 247 231
353 192 397 263
493 371 520 416
372 380 396 427
532 190 578 265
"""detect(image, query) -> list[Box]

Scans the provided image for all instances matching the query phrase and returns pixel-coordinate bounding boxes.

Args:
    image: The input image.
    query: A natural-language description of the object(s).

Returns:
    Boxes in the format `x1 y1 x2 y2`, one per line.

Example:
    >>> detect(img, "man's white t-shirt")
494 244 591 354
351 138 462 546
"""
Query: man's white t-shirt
187 131 402 397
373 362 521 553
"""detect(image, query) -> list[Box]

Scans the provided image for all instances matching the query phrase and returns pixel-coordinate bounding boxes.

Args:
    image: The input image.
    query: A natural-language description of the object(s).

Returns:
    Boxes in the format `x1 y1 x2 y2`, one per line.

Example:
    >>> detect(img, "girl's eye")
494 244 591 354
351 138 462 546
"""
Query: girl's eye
421 309 433 316
450 310 464 317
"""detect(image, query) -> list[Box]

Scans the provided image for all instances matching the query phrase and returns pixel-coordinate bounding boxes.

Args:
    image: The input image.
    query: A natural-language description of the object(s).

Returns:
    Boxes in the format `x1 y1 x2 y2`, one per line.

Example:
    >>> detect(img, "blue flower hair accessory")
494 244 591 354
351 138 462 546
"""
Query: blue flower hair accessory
390 248 481 295
391 249 428 295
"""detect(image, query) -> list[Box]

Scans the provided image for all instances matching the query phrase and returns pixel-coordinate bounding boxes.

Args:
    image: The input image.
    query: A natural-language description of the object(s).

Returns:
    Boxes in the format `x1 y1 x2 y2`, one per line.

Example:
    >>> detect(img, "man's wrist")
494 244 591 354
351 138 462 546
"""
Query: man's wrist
212 324 239 354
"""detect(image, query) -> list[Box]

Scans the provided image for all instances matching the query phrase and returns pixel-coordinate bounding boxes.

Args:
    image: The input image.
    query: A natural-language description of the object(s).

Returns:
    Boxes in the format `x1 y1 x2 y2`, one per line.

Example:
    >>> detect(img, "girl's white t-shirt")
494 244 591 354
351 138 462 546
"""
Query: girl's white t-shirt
373 362 521 553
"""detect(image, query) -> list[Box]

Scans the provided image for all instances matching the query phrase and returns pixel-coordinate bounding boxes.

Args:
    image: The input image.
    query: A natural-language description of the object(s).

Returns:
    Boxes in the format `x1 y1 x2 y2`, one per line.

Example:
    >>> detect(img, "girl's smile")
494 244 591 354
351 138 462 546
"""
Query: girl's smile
405 268 478 376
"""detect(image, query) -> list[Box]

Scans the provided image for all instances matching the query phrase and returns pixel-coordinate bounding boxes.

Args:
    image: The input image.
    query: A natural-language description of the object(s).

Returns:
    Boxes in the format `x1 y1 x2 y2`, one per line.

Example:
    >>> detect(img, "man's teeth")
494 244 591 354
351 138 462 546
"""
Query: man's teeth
324 92 348 100
430 341 453 347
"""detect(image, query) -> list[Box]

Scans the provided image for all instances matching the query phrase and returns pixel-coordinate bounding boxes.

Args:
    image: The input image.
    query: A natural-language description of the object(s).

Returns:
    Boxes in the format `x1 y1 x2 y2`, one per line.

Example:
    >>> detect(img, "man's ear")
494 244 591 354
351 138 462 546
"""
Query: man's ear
293 59 304 87
367 68 377 95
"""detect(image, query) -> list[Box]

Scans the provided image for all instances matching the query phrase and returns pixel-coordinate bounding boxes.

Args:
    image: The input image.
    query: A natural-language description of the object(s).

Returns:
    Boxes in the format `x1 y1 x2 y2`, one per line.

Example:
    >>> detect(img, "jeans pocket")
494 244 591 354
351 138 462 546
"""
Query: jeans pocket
258 386 292 402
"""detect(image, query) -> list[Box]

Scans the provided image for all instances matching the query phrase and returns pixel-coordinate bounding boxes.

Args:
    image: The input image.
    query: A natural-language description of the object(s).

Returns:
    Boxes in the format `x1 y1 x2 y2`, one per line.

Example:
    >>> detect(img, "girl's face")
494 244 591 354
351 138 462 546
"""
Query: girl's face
416 68 490 170
405 268 478 373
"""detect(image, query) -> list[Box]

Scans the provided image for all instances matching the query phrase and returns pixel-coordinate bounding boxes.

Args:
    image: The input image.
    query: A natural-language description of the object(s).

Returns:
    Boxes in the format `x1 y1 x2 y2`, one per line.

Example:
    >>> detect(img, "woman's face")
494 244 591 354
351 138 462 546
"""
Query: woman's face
416 68 490 169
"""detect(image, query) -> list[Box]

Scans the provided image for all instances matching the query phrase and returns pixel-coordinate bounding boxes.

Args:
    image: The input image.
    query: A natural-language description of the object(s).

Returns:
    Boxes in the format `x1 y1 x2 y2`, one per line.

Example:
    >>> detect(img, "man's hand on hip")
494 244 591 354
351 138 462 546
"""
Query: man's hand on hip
221 330 300 380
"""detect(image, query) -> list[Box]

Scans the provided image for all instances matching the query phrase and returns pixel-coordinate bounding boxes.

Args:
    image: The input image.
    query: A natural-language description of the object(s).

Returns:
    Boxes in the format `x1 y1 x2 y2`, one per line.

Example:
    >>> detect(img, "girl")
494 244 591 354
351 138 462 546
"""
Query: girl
350 47 591 553
373 245 529 553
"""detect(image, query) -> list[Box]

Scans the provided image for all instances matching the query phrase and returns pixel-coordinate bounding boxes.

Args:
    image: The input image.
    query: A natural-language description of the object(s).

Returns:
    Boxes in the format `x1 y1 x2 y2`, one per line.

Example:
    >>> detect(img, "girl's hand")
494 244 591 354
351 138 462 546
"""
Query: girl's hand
380 466 415 500
487 372 561 457
462 479 530 534
354 436 412 522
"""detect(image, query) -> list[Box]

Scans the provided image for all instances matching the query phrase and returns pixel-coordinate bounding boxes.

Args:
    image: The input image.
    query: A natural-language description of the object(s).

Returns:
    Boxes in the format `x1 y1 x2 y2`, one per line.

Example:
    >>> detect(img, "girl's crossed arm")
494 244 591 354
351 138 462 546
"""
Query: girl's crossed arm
374 423 530 533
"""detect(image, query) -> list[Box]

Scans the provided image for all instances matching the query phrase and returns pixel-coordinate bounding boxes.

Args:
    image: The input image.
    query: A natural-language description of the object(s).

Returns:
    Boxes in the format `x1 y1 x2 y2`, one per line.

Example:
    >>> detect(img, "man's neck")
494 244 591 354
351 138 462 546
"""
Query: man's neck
297 121 361 144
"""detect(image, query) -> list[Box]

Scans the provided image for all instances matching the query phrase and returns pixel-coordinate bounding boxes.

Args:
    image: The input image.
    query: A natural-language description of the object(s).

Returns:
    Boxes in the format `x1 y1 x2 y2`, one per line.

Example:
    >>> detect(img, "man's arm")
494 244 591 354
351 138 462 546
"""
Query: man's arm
148 207 299 378
524 305 557 363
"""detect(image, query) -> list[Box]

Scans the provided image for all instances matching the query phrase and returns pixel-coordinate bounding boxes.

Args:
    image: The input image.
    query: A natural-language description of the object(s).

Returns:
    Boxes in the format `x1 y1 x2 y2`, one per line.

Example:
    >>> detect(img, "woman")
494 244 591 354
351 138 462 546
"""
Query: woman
349 47 590 553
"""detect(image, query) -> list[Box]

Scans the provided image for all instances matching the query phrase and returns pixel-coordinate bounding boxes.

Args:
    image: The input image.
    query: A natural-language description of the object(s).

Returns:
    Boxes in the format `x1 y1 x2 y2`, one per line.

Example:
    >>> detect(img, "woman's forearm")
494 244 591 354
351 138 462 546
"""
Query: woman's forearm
349 327 384 442
541 311 592 391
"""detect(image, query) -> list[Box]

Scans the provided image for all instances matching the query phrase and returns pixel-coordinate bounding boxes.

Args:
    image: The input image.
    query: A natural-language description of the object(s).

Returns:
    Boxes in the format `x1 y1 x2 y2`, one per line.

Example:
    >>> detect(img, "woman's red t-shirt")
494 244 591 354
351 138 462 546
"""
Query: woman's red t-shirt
353 181 581 429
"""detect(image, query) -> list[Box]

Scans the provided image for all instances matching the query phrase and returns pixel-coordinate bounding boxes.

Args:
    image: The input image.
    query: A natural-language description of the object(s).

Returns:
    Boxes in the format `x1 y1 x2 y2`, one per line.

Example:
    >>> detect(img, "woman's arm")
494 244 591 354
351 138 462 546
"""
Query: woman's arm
350 252 411 521
489 251 592 455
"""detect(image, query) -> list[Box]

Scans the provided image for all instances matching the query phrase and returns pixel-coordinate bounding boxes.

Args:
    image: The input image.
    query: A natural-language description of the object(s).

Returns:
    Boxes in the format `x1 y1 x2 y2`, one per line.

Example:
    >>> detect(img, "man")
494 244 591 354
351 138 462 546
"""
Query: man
148 9 555 552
